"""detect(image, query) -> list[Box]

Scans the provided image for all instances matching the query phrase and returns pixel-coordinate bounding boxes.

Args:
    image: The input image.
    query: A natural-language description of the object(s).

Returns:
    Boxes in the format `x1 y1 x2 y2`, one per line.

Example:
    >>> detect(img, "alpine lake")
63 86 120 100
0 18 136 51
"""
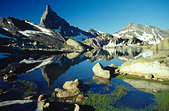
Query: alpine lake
0 47 169 111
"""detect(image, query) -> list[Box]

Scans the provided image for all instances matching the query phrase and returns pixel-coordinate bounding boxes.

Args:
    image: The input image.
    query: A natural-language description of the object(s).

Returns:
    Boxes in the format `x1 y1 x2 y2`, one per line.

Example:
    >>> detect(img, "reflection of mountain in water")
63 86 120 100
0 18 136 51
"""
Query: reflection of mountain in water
41 54 88 86
105 47 154 61
85 47 154 62
41 47 155 86
0 47 155 85
0 53 62 77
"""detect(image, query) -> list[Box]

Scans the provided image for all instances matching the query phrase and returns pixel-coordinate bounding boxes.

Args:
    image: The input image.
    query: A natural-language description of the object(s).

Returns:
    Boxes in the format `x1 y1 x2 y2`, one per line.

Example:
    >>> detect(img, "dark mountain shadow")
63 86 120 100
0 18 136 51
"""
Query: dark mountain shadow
41 54 88 86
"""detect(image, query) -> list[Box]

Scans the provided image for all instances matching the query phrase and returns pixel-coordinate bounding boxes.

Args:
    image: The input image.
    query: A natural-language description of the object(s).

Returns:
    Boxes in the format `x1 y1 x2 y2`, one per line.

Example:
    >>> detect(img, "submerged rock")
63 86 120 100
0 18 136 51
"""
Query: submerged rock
75 94 88 102
92 63 110 79
55 89 78 98
93 75 110 85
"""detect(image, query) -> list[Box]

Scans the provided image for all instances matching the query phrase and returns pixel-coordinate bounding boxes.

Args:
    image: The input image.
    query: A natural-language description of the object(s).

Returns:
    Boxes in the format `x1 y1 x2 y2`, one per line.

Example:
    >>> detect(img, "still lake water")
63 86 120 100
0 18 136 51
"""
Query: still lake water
0 48 156 109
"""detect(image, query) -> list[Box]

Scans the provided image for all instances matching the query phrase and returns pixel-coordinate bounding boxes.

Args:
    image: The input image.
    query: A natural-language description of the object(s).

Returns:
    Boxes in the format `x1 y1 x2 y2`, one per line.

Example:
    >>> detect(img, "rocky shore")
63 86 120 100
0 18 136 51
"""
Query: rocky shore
119 37 169 80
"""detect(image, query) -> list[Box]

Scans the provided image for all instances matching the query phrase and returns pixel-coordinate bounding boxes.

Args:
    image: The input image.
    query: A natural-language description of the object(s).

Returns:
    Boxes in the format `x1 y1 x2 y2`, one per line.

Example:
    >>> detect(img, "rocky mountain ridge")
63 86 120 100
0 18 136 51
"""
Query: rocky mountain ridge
87 28 104 36
40 5 96 42
0 5 169 50
0 17 91 52
113 23 169 44
84 23 169 48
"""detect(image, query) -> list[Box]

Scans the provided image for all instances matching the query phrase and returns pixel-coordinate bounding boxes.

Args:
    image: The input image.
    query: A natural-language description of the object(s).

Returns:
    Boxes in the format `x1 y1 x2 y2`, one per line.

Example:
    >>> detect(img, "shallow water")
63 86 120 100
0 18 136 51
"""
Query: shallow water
0 48 158 109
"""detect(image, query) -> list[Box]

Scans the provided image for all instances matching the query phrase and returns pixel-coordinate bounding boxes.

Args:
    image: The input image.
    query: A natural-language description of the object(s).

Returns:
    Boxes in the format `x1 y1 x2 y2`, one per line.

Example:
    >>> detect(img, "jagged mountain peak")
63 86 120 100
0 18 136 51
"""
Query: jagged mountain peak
46 5 52 13
39 5 95 41
40 5 68 29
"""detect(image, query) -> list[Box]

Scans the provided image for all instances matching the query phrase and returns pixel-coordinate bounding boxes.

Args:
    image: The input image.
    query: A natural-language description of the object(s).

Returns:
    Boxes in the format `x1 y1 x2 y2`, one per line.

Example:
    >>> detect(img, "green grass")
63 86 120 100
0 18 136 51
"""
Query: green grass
154 90 169 111
13 80 37 97
24 89 37 97
116 74 169 111
47 92 56 102
77 85 129 111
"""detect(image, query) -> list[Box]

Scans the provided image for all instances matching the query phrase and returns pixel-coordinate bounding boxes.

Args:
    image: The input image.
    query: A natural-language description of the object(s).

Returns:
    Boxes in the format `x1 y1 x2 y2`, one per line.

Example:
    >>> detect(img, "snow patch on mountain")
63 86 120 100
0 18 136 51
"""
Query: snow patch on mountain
112 23 168 45
70 33 89 42
25 20 52 36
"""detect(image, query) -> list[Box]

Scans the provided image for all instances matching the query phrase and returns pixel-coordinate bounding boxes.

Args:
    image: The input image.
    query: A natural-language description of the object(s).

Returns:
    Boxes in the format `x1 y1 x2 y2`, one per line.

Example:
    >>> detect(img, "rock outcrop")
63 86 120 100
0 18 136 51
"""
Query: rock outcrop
0 16 91 52
151 37 169 50
83 33 114 48
92 63 110 79
54 79 83 98
120 51 169 80
0 17 66 49
83 23 169 48
40 5 95 41
87 28 104 36
83 33 149 49
120 38 169 80
66 38 91 52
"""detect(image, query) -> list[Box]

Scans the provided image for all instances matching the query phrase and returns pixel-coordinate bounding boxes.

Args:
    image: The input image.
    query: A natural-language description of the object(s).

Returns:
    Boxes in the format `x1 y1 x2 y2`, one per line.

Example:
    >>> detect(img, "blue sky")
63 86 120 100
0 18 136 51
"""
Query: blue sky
0 0 169 33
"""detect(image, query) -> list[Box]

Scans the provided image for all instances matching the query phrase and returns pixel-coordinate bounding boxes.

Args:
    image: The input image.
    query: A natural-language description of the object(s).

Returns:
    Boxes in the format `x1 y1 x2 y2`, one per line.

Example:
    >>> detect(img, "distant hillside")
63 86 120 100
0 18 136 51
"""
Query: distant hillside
113 23 169 44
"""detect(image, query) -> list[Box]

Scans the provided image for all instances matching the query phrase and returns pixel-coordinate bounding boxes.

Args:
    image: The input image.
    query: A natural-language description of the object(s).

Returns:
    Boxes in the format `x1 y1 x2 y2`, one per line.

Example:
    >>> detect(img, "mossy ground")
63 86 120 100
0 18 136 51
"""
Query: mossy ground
154 90 169 111
73 85 130 111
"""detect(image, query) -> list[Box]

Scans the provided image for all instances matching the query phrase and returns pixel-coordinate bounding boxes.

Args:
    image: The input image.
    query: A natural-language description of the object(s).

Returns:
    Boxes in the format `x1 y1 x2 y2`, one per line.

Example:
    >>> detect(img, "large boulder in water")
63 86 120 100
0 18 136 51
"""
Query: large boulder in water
92 63 110 79
54 79 83 98
63 79 82 93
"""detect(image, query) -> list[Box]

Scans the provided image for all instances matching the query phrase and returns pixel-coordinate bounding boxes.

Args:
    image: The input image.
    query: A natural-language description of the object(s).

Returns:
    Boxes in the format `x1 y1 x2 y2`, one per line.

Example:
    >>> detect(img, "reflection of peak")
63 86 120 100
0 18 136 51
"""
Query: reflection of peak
41 63 64 86
41 55 87 86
